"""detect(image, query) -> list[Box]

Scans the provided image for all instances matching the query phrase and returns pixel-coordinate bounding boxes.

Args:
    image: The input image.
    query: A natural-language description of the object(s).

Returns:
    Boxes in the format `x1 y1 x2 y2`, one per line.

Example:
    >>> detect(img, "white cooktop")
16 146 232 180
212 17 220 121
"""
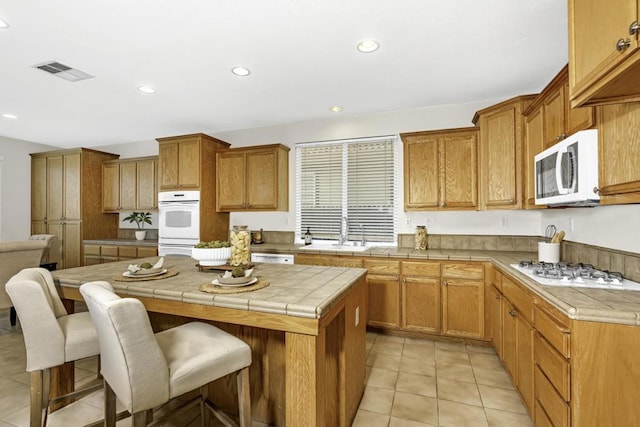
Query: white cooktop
510 262 640 291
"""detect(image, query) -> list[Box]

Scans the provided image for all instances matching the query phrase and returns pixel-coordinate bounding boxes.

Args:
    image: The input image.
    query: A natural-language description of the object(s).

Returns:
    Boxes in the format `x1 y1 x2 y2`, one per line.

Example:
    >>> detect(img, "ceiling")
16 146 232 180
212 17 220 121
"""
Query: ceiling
0 0 568 148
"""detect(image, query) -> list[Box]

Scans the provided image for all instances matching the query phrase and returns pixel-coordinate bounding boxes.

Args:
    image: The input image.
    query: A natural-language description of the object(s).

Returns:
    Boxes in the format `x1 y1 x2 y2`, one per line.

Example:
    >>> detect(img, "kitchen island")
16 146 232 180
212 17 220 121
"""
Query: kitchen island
52 256 368 426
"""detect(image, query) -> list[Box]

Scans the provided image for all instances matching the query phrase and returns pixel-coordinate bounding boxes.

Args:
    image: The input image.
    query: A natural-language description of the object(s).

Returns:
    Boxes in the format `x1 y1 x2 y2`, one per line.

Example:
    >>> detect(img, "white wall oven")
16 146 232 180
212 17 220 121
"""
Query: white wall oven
158 191 200 256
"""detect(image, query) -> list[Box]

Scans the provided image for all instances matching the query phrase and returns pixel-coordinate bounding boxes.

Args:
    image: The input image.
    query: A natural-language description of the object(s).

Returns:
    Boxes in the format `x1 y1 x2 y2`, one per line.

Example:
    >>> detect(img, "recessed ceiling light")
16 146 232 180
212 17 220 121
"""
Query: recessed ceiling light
357 39 380 53
330 106 343 113
137 85 156 94
0 19 9 29
231 67 251 77
2 113 18 119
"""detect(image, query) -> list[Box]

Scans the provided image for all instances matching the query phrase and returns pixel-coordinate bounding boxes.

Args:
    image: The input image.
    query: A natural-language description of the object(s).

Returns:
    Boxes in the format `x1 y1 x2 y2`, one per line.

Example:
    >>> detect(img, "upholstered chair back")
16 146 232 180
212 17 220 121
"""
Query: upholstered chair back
28 234 59 264
0 240 47 309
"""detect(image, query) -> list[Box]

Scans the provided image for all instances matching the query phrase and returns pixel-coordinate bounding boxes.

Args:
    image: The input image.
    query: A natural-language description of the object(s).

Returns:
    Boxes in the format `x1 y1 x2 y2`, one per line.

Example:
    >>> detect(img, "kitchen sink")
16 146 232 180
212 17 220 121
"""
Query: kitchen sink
299 242 371 252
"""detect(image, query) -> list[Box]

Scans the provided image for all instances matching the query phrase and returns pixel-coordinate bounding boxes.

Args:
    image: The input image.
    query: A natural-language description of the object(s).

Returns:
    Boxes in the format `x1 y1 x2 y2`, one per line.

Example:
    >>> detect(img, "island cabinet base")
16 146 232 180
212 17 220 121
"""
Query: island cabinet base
141 276 367 427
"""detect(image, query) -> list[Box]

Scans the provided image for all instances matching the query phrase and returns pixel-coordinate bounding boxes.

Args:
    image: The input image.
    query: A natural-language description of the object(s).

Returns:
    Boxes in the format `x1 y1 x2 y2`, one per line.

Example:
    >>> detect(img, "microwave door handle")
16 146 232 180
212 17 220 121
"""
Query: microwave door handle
555 149 570 195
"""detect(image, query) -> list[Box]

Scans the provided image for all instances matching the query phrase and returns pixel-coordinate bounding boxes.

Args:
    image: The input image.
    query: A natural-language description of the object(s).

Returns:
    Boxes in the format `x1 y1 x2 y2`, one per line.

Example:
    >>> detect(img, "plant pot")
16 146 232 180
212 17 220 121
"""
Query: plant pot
192 247 232 266
135 230 147 241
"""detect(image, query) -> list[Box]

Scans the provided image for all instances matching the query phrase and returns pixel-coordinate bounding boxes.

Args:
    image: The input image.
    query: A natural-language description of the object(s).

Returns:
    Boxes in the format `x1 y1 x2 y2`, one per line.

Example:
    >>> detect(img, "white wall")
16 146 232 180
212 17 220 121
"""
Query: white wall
0 137 58 241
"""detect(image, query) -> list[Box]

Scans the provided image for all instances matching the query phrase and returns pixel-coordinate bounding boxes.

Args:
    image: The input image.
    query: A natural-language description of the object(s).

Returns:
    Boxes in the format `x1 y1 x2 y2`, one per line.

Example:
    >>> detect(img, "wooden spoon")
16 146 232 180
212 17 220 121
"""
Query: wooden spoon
551 230 565 244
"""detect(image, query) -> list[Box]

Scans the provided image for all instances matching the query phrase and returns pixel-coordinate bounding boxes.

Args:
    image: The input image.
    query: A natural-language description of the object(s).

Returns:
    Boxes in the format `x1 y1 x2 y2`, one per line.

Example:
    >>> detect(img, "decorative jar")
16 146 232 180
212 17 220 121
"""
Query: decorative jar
414 225 428 250
230 225 251 266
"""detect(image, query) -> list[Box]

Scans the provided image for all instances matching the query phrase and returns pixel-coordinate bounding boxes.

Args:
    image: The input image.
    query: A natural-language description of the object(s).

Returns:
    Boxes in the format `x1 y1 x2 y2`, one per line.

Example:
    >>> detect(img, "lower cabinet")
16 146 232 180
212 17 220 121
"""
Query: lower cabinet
84 244 158 265
364 259 401 328
441 262 485 339
48 220 82 269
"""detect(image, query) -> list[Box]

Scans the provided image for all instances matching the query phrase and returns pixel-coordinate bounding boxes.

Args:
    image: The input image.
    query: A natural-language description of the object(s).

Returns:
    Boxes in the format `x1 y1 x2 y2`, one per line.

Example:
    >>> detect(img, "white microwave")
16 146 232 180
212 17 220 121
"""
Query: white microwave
534 129 599 206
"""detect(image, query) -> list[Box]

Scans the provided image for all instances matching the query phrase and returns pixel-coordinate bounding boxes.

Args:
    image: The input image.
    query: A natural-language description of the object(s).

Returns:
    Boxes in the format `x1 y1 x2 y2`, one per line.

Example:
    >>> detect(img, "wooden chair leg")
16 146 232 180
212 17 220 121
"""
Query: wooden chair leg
29 370 45 427
104 381 117 427
237 367 251 427
132 411 148 427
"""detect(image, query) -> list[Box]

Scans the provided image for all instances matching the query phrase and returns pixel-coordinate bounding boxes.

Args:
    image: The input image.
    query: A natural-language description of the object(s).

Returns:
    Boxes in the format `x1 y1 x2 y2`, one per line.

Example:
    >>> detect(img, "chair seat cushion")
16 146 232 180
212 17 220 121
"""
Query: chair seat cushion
155 322 252 398
58 312 100 362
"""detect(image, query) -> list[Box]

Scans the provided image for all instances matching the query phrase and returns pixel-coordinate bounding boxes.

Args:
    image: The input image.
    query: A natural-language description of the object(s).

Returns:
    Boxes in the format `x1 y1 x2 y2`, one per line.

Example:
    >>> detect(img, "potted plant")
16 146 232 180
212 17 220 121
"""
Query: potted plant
122 212 152 240
192 240 232 266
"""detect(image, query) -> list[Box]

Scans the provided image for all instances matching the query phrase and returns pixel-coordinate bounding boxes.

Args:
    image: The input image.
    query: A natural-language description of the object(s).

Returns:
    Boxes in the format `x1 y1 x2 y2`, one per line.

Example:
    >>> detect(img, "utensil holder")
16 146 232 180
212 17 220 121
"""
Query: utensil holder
538 242 560 263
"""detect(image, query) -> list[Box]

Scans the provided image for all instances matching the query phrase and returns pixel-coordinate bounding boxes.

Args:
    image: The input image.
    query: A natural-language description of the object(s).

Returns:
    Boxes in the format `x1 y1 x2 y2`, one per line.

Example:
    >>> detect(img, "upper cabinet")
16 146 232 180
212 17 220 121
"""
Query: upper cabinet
569 0 640 106
102 157 157 212
157 133 230 191
474 95 536 210
216 144 290 212
401 127 478 210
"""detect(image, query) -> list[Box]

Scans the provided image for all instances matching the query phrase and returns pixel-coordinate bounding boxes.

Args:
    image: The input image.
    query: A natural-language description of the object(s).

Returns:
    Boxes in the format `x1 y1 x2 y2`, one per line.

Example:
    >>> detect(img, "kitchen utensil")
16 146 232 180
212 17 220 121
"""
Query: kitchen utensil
551 230 565 244
545 225 557 243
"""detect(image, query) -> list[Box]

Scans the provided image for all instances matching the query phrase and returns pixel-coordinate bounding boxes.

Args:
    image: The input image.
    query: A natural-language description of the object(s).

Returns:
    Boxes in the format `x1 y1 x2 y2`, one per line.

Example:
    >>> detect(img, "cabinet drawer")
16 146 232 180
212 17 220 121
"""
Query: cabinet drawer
442 262 483 280
502 277 534 324
101 246 118 257
534 305 570 358
364 259 400 275
535 332 570 401
535 367 570 427
401 260 440 277
84 244 100 256
118 246 138 258
137 246 158 258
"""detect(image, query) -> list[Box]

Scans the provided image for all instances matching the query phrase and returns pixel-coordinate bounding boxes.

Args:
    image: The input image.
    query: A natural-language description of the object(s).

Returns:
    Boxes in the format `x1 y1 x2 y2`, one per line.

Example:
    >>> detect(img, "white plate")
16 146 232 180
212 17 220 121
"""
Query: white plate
122 269 168 278
212 277 258 288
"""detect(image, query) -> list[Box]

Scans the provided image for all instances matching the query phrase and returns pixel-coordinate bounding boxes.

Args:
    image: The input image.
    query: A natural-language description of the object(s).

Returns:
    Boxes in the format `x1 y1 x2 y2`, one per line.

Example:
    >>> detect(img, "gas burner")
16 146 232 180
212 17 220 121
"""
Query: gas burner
510 263 640 291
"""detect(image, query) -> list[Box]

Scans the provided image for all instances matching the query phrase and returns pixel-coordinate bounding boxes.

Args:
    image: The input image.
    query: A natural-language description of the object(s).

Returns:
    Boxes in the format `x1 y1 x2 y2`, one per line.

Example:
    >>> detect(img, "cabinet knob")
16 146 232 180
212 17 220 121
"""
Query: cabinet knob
442 202 446 207
443 280 448 286
495 294 501 300
509 199 514 204
593 186 600 194
630 20 640 35
394 276 399 282
509 310 517 317
433 202 438 206
617 38 632 51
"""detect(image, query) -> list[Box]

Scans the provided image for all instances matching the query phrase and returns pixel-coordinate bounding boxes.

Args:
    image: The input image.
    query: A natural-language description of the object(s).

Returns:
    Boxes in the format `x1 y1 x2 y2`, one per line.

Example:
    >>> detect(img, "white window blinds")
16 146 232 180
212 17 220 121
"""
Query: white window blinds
296 136 397 243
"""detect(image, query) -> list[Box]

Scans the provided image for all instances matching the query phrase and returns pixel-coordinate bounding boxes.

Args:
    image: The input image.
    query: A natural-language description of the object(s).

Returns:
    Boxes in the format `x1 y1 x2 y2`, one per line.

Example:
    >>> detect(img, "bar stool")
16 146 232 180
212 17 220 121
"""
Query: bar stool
6 268 101 427
80 281 252 427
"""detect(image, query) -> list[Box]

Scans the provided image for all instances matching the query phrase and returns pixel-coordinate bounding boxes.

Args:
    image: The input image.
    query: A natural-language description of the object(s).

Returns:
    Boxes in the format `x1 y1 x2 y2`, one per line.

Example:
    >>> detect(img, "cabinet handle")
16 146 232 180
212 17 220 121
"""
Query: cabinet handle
394 276 399 282
617 38 632 51
433 202 438 206
630 21 640 35
495 294 501 300
402 277 406 284
593 186 600 194
509 199 514 204
509 310 517 317
443 280 448 286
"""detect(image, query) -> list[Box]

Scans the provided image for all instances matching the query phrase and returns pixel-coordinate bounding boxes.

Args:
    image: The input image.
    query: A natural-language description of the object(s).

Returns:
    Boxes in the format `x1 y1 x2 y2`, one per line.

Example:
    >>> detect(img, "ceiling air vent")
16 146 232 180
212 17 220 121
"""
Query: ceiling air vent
33 61 94 82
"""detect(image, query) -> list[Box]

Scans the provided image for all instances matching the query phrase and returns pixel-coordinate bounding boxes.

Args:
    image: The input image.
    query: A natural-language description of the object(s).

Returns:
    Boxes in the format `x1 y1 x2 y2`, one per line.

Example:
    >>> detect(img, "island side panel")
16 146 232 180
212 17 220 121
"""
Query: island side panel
344 276 367 424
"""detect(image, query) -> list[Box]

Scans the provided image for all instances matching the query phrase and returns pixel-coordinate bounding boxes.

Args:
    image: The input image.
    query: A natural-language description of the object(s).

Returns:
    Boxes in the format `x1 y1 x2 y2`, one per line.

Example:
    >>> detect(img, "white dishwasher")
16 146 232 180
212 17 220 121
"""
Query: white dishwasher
251 252 295 264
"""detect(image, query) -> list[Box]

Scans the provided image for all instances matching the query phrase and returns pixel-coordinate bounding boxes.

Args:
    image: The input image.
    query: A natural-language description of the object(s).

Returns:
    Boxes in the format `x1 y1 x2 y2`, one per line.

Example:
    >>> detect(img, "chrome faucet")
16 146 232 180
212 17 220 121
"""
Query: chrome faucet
339 216 349 245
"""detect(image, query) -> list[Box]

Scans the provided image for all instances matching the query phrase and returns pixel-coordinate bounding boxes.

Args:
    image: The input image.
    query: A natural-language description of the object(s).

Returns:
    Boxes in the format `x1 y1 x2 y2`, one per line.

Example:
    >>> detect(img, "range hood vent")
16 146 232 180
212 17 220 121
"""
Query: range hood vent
33 61 94 82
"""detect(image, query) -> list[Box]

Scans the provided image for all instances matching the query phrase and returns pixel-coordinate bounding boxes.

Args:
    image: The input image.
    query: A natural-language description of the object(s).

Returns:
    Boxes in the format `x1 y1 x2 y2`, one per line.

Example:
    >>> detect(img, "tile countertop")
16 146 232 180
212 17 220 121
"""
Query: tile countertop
83 239 158 247
254 244 640 326
52 256 367 320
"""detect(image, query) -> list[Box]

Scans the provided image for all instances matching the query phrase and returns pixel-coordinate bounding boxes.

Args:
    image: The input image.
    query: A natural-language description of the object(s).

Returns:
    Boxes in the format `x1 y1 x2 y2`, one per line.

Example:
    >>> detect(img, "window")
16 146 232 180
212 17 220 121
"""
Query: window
296 136 397 243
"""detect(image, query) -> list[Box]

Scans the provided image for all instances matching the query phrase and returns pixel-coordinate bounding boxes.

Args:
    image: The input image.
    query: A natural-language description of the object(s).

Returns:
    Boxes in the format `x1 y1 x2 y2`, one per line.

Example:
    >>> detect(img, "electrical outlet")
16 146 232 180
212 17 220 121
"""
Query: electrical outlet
355 306 360 326
426 218 436 229
500 216 509 229
569 217 574 232
405 218 411 227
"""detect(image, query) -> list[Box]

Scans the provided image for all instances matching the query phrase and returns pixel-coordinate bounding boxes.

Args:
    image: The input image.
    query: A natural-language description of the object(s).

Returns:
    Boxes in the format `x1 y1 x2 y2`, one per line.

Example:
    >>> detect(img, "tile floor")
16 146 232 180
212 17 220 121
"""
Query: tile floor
0 309 533 426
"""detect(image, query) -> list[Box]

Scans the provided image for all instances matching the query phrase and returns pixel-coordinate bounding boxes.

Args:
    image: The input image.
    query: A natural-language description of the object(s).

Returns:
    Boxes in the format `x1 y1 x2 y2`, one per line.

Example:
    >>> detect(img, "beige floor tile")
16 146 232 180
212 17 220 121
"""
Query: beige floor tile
0 378 29 399
367 352 402 371
395 372 437 398
436 378 482 407
372 341 404 356
435 349 471 366
469 352 504 370
351 409 390 427
438 399 489 427
399 355 436 377
403 337 435 349
359 386 395 415
436 362 476 383
0 387 29 416
75 356 99 372
485 408 533 426
473 366 515 390
478 385 528 414
0 420 16 427
389 416 436 426
402 343 435 360
434 340 467 352
391 392 438 425
367 367 399 390
44 401 104 427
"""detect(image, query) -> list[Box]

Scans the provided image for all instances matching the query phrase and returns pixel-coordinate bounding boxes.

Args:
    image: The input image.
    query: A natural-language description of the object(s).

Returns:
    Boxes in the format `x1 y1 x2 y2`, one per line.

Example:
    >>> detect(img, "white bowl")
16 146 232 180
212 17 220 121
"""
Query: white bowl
191 247 231 266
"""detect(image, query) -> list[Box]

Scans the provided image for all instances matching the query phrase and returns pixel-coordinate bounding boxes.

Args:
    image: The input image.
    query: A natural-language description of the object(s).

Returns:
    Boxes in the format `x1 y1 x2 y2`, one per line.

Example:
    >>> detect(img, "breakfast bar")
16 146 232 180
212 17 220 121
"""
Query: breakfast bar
52 256 368 426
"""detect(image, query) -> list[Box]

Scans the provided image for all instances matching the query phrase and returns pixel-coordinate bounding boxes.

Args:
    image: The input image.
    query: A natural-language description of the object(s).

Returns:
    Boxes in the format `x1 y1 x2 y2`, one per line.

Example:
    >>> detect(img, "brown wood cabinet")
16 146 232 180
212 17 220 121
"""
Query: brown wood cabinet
441 262 485 339
524 106 544 209
84 243 158 266
31 148 119 269
401 261 441 333
216 144 290 212
474 95 536 210
364 259 401 328
569 0 640 107
596 102 640 203
401 127 478 210
102 157 157 212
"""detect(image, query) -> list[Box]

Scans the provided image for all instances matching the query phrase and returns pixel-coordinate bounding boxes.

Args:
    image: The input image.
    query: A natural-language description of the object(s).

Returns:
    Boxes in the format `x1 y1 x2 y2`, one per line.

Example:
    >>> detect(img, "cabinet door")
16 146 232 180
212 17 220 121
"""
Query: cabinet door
479 106 520 208
63 221 82 269
63 153 81 220
442 278 484 339
441 133 477 209
136 246 158 258
404 136 440 209
158 142 179 190
47 155 64 221
246 150 278 209
402 276 440 333
136 159 157 210
177 138 200 189
565 83 595 135
569 0 638 99
524 107 544 208
119 162 137 210
502 299 517 379
367 274 400 328
598 102 640 202
543 86 567 147
102 163 120 212
31 156 47 222
489 285 503 358
31 221 47 236
217 152 246 211
515 314 535 414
